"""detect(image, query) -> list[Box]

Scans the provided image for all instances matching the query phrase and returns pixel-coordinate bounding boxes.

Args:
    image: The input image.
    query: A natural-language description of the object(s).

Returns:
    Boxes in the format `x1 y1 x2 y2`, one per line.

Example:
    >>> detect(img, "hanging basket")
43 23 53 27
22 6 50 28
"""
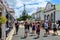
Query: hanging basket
0 16 7 24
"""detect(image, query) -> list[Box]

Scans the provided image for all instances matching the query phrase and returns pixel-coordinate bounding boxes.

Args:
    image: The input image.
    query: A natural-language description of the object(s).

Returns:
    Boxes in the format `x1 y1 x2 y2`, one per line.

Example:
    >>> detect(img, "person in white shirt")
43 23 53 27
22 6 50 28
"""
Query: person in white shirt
44 21 49 37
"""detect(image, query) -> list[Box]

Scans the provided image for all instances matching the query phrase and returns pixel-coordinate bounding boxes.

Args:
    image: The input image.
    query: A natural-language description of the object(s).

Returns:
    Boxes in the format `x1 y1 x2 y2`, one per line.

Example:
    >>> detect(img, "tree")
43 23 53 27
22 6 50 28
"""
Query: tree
17 14 31 21
0 16 7 25
17 4 31 21
17 18 22 21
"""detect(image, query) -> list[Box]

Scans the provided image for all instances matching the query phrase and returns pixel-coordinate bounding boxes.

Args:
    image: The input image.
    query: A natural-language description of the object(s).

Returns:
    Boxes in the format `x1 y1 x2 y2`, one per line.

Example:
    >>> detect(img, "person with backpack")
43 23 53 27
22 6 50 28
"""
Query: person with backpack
36 22 40 38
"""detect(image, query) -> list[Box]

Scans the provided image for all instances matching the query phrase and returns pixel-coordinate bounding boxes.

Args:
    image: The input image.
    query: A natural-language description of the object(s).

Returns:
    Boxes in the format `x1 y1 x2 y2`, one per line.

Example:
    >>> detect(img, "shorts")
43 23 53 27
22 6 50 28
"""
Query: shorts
25 29 29 33
48 27 51 30
53 28 57 32
32 28 35 30
36 30 40 35
45 28 49 32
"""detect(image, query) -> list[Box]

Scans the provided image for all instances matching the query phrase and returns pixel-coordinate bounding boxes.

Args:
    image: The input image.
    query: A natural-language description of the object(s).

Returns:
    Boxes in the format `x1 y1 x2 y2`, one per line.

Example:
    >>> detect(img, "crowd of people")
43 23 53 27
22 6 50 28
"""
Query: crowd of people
24 21 40 39
14 20 60 39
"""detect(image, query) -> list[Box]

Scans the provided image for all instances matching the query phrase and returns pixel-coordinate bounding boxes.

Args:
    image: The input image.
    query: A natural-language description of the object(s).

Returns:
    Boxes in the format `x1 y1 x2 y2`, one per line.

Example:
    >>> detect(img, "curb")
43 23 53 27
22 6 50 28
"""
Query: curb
6 27 15 40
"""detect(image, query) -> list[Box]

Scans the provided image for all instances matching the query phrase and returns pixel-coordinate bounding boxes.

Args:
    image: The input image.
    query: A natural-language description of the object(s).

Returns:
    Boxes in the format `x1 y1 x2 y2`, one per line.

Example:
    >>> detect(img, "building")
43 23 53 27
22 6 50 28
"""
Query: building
44 2 55 23
31 7 44 21
44 2 60 28
0 0 7 40
4 3 15 40
0 0 15 40
44 2 60 23
55 5 60 21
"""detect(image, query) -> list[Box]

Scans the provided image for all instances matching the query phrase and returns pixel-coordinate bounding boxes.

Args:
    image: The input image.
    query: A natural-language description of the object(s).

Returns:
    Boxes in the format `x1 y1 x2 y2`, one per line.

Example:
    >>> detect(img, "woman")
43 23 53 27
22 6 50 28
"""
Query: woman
15 21 19 35
36 22 40 38
24 22 29 38
32 22 36 36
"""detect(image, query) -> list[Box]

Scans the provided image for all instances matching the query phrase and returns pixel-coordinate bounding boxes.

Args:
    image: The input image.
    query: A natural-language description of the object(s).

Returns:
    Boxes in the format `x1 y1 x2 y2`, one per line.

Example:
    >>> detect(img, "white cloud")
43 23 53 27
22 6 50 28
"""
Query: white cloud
16 0 23 7
5 0 51 18
14 0 51 18
16 0 49 9
4 0 16 8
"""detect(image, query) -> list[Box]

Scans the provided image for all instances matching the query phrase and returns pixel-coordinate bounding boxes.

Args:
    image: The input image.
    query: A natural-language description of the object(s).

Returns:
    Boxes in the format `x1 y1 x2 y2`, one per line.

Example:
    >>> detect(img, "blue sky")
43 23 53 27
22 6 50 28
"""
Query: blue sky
5 0 60 18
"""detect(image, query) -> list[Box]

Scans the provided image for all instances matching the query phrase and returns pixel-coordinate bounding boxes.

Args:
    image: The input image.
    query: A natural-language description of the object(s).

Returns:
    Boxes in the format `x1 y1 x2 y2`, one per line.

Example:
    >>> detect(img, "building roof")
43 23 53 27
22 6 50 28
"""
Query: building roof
55 4 60 10
36 7 44 13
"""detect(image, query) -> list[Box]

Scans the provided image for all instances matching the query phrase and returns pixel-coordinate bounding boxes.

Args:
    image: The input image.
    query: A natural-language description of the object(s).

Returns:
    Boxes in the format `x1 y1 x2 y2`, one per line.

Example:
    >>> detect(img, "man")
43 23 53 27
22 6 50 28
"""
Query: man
36 22 40 38
15 21 19 35
24 21 29 38
44 21 49 37
53 23 58 35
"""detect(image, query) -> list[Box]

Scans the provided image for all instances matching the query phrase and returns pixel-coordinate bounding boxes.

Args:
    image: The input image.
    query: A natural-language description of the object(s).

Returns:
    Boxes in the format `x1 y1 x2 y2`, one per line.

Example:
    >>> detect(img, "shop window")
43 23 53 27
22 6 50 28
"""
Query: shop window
51 5 53 7
44 15 47 21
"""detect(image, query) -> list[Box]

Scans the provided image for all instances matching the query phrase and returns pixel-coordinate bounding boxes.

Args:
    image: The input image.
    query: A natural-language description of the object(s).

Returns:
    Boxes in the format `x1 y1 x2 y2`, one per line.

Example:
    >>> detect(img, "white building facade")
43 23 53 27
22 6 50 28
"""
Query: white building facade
31 8 44 21
44 2 60 23
0 0 15 40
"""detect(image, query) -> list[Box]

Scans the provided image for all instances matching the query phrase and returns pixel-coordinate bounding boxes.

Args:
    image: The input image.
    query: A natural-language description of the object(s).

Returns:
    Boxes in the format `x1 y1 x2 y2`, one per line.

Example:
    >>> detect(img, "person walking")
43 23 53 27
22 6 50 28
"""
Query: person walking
48 22 52 35
53 23 58 35
44 21 49 37
24 21 29 38
36 22 40 38
31 22 36 36
15 21 19 35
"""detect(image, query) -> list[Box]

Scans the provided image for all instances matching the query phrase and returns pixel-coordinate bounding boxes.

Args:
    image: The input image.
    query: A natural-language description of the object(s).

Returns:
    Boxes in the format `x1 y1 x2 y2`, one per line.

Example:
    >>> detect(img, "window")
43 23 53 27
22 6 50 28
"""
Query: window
51 13 53 22
54 5 55 10
44 15 47 20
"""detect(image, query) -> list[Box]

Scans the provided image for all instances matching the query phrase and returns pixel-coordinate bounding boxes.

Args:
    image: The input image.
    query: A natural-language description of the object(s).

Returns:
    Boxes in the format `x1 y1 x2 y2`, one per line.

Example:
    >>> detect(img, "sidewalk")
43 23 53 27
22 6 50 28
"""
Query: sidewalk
12 25 60 40
49 30 60 35
41 28 60 35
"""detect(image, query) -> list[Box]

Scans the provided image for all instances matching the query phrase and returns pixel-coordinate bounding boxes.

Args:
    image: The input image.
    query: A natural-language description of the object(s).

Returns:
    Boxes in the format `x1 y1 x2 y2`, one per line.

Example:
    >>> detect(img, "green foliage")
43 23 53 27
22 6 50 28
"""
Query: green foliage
17 5 31 21
0 16 7 24
17 15 31 21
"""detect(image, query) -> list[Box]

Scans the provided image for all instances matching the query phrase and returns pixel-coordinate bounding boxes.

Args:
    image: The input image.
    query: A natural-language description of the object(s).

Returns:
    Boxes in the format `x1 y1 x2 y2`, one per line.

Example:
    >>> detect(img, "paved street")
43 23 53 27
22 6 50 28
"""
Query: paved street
12 25 60 40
